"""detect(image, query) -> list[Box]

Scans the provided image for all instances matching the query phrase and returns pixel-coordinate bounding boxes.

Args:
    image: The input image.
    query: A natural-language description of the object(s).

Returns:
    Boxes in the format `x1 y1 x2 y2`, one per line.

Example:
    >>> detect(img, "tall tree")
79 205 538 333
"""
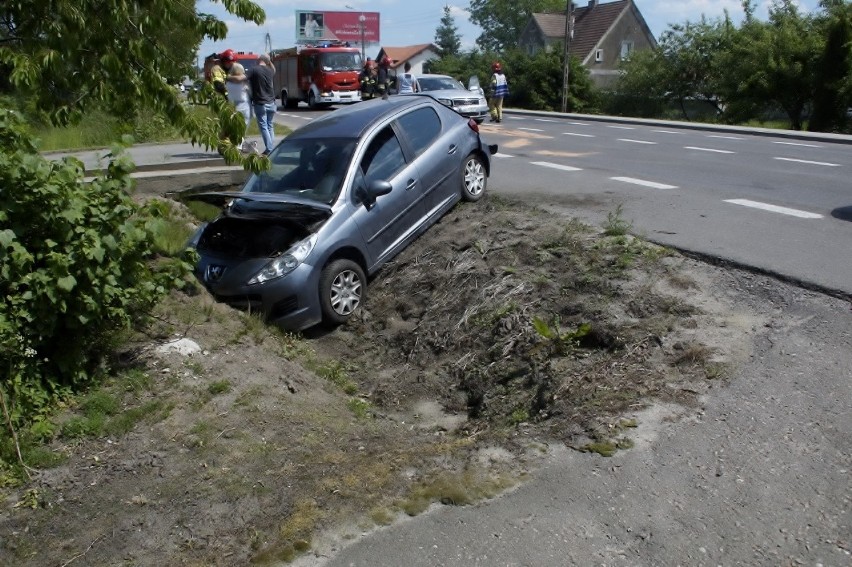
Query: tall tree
435 5 462 57
469 0 563 52
809 1 852 131
0 0 265 159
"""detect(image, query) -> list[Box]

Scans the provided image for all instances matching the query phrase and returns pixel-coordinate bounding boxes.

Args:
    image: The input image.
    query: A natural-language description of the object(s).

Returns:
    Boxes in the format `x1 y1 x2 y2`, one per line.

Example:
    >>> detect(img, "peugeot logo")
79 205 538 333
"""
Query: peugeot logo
205 265 225 283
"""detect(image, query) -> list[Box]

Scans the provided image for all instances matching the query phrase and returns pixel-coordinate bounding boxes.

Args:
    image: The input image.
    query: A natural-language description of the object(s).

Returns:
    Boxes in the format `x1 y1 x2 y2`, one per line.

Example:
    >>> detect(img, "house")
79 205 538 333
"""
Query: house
518 0 657 88
374 43 441 75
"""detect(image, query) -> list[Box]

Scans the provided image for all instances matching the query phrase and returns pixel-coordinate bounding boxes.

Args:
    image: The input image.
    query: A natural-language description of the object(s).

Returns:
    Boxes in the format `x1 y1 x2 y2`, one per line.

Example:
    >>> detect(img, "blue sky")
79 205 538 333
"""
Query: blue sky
196 0 821 64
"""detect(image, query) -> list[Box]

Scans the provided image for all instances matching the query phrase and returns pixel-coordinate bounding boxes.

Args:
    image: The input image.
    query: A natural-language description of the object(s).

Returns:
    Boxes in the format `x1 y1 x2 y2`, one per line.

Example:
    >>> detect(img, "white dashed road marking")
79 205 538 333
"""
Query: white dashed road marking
611 177 677 190
535 118 559 122
617 139 657 145
607 125 635 130
772 141 821 148
563 132 595 138
707 135 745 140
685 146 735 154
774 157 840 167
492 153 514 158
519 127 544 132
531 161 583 172
567 121 589 126
653 130 683 134
724 199 823 219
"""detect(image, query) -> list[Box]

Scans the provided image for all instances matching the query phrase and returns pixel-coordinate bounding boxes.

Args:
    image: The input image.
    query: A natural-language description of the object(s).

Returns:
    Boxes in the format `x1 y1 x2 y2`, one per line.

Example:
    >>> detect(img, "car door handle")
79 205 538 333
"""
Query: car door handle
447 144 457 155
406 179 417 190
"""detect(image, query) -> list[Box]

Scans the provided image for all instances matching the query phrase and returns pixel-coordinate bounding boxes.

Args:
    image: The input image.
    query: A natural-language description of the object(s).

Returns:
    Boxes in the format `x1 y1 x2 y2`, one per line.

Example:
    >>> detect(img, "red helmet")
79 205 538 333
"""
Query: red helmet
492 61 502 72
380 55 391 67
220 49 236 62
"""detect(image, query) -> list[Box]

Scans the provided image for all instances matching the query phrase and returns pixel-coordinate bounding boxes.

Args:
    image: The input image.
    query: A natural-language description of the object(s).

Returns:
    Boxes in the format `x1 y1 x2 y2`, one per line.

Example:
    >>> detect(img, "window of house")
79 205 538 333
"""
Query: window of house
595 49 604 62
620 41 634 59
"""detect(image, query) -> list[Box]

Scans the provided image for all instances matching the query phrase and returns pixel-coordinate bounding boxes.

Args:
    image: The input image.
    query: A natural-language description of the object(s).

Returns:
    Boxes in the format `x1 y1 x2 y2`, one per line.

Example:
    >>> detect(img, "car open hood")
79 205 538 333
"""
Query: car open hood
185 191 333 223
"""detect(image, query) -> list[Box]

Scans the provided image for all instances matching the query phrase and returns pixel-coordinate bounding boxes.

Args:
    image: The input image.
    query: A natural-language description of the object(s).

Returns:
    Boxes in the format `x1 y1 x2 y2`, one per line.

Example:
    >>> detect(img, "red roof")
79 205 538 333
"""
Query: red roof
378 44 440 69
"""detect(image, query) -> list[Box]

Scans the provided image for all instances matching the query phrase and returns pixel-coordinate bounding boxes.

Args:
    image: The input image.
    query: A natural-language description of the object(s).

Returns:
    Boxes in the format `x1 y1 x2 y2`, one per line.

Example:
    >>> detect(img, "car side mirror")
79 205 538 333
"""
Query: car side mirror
356 180 392 210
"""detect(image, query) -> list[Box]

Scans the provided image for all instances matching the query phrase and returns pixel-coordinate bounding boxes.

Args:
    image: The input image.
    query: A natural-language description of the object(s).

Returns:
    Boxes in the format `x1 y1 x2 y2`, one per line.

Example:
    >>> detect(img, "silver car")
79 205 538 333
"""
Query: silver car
414 74 490 124
187 96 498 331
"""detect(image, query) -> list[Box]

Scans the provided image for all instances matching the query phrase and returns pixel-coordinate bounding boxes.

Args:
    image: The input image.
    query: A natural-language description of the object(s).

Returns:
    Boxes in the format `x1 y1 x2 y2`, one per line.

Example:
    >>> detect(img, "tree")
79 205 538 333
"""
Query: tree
809 1 852 132
716 0 822 130
0 0 266 160
469 0 563 52
0 0 267 431
435 5 462 57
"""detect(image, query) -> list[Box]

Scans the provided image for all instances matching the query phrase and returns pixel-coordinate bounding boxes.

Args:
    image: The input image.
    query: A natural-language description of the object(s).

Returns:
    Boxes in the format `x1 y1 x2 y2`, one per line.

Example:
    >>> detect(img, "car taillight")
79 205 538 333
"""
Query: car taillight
467 118 479 133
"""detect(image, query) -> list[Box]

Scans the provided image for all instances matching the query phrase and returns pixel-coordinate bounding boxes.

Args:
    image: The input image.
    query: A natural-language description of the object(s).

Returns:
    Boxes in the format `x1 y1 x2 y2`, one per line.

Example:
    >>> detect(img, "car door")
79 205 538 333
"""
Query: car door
396 105 463 218
350 123 426 270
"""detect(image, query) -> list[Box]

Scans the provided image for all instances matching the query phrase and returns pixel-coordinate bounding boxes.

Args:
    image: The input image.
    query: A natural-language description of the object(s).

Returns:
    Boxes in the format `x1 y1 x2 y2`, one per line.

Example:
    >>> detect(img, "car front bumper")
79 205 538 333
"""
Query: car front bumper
195 254 323 331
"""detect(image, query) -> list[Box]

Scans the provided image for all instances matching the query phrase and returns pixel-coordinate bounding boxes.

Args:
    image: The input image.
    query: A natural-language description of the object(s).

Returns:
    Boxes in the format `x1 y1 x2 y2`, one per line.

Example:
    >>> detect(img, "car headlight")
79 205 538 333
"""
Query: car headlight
436 98 453 107
247 235 317 285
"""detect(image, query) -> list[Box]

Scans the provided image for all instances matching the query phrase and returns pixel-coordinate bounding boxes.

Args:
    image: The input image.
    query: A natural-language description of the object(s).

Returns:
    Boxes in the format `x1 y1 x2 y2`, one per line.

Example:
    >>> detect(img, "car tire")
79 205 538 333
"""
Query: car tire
460 153 487 202
319 259 366 325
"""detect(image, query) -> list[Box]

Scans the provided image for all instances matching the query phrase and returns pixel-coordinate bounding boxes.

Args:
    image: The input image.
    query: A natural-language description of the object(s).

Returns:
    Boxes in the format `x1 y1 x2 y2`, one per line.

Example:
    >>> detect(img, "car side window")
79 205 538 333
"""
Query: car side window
396 107 441 158
360 126 406 184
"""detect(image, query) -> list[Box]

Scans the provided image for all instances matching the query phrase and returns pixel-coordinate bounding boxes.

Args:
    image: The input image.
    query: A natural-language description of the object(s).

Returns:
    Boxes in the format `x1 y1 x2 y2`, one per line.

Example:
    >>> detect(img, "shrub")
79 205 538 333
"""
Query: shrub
0 109 193 426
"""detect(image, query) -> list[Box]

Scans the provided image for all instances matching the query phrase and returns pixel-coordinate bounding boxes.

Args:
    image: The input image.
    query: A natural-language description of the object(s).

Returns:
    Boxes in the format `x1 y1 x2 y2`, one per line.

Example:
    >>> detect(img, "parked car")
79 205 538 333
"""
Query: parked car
413 74 490 124
186 96 498 331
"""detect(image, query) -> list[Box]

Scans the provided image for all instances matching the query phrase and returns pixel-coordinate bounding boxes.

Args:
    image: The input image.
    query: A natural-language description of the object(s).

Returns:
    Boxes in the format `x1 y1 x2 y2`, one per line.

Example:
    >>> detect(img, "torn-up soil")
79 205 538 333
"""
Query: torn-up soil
1 194 762 566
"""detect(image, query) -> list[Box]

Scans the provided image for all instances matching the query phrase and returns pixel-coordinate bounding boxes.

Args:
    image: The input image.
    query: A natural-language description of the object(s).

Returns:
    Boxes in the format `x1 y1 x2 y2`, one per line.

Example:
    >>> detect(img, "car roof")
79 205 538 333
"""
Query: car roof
291 97 428 140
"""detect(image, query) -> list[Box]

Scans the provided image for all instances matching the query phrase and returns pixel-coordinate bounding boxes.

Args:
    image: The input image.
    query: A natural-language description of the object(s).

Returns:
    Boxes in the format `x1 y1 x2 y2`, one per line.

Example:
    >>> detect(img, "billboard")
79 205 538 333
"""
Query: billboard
295 11 380 44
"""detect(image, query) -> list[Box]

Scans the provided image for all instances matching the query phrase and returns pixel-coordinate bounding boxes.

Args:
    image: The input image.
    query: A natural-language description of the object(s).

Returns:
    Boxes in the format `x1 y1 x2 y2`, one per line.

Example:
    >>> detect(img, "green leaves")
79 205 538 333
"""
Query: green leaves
0 110 192 425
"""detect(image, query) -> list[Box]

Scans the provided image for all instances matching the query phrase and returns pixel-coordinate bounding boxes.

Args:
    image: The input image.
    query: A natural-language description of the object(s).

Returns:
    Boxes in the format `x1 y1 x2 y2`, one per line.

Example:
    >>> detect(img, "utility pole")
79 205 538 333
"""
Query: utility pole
560 1 575 114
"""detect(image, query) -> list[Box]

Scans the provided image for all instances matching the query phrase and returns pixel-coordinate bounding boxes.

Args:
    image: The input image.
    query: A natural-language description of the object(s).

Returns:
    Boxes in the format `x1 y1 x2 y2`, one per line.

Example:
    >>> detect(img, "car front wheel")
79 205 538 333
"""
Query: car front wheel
319 259 365 324
461 153 487 202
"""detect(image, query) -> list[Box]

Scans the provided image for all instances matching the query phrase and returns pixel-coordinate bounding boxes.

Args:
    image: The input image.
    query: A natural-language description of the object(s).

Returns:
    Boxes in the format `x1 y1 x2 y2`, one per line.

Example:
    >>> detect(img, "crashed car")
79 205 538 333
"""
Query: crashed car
187 96 498 331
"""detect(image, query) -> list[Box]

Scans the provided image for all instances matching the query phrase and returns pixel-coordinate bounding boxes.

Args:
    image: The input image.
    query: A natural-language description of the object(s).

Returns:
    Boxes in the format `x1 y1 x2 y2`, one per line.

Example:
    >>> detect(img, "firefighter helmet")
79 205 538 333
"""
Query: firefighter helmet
220 49 236 62
380 55 391 67
492 61 502 72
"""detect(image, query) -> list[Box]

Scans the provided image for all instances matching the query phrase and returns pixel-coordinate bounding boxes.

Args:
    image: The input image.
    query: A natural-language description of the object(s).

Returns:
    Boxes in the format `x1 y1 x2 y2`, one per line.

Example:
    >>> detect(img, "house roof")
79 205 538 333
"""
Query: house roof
532 0 642 61
378 44 440 69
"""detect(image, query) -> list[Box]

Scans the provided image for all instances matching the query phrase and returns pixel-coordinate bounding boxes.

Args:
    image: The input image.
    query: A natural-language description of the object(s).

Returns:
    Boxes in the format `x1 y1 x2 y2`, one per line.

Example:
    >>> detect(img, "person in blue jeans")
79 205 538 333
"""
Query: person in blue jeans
240 53 277 155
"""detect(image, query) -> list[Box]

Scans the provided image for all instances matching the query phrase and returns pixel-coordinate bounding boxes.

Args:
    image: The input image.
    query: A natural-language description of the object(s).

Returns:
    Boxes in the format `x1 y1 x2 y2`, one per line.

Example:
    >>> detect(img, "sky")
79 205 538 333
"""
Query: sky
196 0 822 65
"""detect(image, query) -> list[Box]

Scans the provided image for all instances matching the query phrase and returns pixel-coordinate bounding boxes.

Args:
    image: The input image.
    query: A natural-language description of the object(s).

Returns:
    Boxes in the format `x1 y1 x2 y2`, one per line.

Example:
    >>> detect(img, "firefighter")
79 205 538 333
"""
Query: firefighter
360 59 376 100
208 53 227 97
488 61 509 123
376 55 391 100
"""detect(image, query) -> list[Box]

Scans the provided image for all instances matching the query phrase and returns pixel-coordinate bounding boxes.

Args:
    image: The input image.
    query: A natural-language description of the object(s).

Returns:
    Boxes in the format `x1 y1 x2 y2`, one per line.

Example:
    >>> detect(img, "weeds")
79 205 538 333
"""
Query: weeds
603 204 632 236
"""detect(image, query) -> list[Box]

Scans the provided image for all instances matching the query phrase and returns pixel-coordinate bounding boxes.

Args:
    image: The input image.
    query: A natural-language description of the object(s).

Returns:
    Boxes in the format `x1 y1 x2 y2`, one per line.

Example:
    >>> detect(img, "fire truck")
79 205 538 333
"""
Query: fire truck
203 51 260 81
272 43 363 109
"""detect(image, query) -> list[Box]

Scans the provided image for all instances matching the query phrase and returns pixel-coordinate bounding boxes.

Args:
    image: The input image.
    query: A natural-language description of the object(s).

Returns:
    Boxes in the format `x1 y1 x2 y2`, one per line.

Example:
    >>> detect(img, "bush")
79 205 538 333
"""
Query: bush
0 109 193 426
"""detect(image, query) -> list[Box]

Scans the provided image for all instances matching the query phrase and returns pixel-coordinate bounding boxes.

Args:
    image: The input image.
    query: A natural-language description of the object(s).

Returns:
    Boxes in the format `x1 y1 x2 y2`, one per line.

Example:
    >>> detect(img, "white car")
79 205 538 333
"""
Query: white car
412 74 490 124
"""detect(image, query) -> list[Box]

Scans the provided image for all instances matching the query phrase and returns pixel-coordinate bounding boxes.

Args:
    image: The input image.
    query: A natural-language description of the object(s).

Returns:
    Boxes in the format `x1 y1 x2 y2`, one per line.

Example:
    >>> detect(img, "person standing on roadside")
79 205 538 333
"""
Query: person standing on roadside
376 55 391 100
238 53 276 155
397 61 419 94
208 53 228 97
220 49 255 153
360 59 376 100
488 61 509 123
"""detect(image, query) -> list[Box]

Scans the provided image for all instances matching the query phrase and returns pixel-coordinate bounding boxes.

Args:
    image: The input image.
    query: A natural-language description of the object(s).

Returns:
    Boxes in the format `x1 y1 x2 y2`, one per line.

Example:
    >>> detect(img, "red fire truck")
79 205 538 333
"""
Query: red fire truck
272 43 363 109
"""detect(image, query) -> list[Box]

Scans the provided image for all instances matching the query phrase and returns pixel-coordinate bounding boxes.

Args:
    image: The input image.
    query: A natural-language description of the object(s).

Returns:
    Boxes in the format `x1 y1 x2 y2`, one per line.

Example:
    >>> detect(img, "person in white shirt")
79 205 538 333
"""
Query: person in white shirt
220 49 256 153
397 62 420 94
304 14 321 39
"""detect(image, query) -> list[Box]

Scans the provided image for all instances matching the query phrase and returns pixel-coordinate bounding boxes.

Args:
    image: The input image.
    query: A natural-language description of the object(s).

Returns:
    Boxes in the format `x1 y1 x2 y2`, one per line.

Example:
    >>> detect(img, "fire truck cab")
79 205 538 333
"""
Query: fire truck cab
273 43 363 109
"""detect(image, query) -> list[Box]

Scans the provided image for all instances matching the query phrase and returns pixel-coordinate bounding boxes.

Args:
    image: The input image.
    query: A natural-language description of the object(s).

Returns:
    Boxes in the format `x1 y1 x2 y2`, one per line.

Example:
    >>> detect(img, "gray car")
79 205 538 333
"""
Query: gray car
187 96 498 331
414 74 490 124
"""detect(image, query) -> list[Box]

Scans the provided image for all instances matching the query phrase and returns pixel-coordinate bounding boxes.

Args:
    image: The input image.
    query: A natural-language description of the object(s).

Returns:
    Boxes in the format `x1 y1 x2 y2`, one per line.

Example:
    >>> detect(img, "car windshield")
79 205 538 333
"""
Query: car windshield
417 76 465 92
321 52 362 72
243 138 357 204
